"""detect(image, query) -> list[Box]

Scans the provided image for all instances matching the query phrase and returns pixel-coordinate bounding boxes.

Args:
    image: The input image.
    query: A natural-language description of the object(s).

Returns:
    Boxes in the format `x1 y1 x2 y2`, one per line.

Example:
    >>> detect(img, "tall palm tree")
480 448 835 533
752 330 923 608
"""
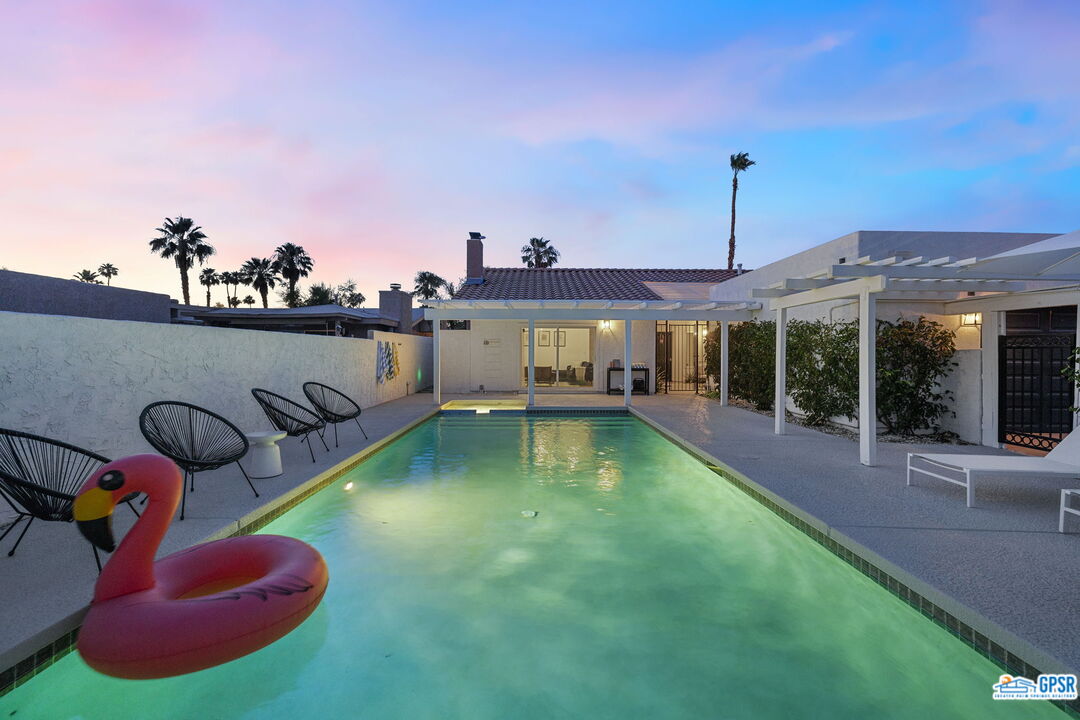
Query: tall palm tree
520 237 560 268
413 271 447 300
242 295 256 307
272 243 314 305
727 152 756 271
73 269 101 284
198 268 220 307
240 257 279 308
148 216 214 305
97 263 118 285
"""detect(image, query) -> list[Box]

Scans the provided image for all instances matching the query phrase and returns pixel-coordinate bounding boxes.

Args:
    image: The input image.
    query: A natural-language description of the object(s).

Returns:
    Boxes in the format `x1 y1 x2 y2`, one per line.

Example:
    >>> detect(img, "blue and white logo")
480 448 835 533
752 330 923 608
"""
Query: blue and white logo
992 674 1077 701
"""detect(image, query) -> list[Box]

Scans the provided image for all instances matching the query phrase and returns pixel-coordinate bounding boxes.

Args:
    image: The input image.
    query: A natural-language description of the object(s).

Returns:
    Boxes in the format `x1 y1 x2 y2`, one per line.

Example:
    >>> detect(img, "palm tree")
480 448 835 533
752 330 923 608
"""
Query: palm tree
228 296 242 308
242 295 256 307
198 268 220 307
304 283 335 306
219 271 239 307
97 263 118 285
413 271 447 300
73 269 101 284
520 237 560 268
727 152 756 271
333 279 365 307
272 243 314 305
148 216 214 304
240 257 279 308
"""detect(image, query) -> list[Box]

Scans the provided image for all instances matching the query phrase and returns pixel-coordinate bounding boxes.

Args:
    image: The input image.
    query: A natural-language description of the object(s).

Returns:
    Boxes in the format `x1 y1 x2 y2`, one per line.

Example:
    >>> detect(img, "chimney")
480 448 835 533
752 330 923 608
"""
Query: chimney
466 231 485 284
379 283 414 335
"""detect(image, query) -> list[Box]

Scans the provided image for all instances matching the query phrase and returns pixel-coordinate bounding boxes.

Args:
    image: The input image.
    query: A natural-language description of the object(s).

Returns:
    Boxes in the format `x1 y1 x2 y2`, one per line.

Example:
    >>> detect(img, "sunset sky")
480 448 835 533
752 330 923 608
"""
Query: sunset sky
2 0 1078 306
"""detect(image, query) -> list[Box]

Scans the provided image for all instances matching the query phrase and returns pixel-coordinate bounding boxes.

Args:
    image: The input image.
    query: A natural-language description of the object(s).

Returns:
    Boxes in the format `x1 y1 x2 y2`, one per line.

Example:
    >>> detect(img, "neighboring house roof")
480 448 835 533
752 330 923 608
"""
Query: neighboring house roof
453 268 741 301
641 281 718 300
192 304 400 326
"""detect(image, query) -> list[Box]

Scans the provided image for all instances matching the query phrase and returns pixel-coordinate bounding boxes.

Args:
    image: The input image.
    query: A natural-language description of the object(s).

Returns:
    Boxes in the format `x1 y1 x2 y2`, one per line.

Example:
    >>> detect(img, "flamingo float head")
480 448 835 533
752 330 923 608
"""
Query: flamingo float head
75 454 182 552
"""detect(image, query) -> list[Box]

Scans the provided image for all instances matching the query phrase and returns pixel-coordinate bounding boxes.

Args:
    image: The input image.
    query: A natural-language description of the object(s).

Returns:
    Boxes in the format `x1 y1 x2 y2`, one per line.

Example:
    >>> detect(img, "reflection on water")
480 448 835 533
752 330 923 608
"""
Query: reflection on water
0 417 1058 720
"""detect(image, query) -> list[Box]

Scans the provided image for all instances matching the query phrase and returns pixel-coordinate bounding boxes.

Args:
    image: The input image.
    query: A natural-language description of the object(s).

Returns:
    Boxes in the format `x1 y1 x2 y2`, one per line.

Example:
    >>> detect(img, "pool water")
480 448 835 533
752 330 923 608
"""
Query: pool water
0 416 1062 719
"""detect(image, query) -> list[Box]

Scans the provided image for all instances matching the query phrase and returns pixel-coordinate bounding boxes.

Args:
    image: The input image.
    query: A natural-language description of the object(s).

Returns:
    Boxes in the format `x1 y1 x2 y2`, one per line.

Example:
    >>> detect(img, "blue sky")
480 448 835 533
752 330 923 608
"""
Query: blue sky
1 0 1077 302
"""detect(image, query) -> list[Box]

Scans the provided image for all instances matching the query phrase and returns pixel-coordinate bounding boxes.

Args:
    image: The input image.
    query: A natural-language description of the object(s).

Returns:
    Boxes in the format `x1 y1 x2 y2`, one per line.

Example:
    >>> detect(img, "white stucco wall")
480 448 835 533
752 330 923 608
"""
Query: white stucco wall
0 311 432 462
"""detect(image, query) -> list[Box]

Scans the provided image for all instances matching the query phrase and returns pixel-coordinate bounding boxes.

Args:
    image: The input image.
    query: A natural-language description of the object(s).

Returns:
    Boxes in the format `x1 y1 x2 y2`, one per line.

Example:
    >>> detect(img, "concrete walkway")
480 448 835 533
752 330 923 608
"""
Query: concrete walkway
0 393 437 673
628 395 1080 675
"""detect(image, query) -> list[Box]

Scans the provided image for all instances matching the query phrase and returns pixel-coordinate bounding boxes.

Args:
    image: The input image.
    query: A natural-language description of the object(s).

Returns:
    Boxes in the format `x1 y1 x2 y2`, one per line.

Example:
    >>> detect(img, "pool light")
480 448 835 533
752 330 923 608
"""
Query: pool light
344 481 354 491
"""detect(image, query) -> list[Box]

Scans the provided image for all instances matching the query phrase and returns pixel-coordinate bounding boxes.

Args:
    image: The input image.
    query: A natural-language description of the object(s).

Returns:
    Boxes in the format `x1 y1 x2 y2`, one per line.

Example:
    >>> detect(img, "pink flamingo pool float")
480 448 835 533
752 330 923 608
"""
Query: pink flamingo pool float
73 454 329 679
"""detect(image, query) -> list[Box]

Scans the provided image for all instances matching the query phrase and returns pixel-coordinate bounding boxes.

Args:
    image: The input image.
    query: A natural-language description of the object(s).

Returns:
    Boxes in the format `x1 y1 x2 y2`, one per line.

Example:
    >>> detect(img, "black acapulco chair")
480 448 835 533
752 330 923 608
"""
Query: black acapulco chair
302 382 369 447
138 401 258 521
251 389 329 463
0 428 139 571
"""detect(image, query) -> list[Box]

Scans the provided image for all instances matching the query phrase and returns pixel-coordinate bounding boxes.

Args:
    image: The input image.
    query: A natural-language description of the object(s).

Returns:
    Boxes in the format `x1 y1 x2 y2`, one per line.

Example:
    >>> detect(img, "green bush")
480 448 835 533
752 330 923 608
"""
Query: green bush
787 319 859 425
705 320 775 409
706 315 957 435
875 317 957 435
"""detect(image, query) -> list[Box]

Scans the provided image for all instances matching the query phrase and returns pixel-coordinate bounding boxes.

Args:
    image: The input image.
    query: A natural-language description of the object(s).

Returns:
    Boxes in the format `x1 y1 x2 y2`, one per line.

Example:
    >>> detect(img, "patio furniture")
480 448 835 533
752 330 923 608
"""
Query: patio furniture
906 430 1080 508
245 431 288 478
0 428 139 570
1061 489 1080 533
251 389 329 463
535 366 554 385
139 401 258 521
303 382 369 447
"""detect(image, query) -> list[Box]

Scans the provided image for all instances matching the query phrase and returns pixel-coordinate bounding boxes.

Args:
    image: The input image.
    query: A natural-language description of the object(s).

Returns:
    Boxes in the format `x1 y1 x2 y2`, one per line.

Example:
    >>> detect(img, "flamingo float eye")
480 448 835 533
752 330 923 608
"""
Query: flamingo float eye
98 471 125 491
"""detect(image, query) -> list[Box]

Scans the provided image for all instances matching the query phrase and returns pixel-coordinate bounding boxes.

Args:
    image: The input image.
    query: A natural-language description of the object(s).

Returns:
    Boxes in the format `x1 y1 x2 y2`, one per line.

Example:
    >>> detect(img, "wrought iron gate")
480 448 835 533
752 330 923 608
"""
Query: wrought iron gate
998 333 1075 451
656 321 707 393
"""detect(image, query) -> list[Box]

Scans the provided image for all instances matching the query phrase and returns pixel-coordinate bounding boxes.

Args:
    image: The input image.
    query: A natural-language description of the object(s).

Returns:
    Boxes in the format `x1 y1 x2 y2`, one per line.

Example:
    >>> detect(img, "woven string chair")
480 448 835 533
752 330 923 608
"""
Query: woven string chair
251 389 329 463
0 428 139 571
138 401 258 521
302 382 369 447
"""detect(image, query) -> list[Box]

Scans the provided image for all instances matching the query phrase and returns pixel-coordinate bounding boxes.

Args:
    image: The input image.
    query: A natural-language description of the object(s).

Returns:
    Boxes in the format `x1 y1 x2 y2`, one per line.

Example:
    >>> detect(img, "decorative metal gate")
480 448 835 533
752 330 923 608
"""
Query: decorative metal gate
998 333 1075 451
656 321 708 393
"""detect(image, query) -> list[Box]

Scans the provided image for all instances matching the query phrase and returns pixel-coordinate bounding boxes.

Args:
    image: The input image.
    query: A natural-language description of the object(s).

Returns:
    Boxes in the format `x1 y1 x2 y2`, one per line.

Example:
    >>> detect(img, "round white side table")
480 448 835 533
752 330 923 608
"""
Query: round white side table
245 430 288 478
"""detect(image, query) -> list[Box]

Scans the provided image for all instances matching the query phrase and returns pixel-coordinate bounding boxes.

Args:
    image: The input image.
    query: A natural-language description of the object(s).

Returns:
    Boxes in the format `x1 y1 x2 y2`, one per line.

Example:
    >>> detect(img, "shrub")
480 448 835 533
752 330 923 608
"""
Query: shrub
875 317 957 435
787 319 859 425
705 320 776 409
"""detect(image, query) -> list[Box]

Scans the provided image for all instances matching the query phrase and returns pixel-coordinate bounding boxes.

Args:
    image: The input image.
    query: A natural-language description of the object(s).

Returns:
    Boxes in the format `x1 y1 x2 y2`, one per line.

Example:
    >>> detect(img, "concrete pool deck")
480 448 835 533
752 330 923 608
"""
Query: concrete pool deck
2 390 1078 697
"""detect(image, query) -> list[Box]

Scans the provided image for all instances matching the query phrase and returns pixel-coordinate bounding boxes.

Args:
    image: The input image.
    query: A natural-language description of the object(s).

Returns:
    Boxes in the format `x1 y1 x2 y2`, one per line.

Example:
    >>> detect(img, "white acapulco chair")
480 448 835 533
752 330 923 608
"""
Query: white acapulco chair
906 430 1080 516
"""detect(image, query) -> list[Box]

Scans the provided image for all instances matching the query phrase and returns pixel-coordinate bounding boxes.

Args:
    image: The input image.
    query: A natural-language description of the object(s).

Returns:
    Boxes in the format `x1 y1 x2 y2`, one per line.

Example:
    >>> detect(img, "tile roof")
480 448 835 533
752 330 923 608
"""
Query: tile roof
452 267 741 301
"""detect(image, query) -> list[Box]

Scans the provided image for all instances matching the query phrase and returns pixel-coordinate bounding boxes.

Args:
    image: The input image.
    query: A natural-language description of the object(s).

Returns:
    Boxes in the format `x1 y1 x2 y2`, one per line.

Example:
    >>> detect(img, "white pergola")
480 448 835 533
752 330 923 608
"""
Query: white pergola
423 299 758 408
747 251 1080 466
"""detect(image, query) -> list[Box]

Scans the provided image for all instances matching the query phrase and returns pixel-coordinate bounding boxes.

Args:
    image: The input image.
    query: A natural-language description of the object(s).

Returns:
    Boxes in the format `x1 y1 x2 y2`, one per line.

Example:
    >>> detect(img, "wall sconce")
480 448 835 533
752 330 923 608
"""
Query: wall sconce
600 320 611 332
960 312 981 327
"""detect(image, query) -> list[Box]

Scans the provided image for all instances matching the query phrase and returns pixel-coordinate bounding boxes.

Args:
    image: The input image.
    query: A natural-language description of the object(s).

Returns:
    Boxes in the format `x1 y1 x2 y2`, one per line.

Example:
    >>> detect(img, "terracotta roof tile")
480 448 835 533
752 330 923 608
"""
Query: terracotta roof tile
453 267 741 301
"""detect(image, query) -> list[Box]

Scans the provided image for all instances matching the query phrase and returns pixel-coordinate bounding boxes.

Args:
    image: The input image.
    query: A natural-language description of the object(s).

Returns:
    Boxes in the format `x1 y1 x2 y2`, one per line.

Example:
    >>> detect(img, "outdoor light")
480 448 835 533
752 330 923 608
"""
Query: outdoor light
600 320 611 331
960 312 982 327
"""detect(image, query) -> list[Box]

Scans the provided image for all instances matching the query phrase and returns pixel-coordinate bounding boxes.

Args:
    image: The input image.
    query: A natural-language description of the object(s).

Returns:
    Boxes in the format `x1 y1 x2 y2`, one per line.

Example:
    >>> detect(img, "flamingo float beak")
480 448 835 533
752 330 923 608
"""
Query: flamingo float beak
75 486 117 553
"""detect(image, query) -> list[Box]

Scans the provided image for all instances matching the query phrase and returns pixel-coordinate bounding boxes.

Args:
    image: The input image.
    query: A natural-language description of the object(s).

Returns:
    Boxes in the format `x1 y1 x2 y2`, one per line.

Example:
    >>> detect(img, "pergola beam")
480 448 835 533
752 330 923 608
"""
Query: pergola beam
768 276 887 310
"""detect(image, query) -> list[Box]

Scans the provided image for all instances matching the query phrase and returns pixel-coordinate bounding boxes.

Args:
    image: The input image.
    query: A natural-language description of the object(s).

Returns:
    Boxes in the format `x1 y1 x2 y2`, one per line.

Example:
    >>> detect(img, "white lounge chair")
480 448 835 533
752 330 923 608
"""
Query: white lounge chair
907 431 1080 508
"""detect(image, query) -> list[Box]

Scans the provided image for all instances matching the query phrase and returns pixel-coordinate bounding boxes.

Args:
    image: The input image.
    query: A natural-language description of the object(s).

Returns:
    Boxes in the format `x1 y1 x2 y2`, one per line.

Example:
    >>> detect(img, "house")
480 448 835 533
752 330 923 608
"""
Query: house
425 229 1080 466
427 233 746 399
993 676 1037 696
190 283 422 337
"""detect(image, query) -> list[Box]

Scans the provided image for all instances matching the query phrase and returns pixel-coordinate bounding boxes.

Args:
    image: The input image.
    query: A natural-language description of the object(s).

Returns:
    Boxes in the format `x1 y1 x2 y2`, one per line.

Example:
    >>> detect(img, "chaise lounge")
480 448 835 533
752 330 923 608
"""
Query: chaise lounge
907 431 1080 509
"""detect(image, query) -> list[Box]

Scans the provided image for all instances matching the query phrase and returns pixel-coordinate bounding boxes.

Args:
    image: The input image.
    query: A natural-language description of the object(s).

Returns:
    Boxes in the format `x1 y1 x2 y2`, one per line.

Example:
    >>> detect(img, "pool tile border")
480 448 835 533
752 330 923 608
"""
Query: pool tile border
629 407 1080 718
0 408 439 699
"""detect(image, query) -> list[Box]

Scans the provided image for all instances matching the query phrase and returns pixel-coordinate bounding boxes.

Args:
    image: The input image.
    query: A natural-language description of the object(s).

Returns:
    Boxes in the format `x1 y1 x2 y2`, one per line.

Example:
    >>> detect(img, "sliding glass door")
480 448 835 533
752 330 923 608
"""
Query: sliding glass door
521 326 594 388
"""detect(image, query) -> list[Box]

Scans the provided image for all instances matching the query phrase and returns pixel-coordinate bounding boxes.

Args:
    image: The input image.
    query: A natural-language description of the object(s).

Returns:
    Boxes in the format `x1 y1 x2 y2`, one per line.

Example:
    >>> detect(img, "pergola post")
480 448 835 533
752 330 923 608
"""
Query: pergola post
624 319 633 406
527 318 536 406
981 311 1001 444
433 320 441 406
719 320 729 407
858 288 877 466
774 308 786 434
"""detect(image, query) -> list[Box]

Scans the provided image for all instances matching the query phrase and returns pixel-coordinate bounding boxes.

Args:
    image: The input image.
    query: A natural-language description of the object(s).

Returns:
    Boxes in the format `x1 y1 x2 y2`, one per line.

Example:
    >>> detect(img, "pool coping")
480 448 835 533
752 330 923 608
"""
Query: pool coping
628 407 1079 718
0 407 439 698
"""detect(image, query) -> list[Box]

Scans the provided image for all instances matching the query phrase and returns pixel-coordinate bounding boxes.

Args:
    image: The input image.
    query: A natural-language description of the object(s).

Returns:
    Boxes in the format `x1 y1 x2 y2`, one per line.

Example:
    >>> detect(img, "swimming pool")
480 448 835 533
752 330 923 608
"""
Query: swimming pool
0 415 1062 718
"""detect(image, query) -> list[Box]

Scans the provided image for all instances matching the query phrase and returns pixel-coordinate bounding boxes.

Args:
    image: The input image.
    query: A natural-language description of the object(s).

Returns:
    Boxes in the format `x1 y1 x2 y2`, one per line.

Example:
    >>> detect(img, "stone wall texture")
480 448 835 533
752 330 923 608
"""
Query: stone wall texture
0 270 173 323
